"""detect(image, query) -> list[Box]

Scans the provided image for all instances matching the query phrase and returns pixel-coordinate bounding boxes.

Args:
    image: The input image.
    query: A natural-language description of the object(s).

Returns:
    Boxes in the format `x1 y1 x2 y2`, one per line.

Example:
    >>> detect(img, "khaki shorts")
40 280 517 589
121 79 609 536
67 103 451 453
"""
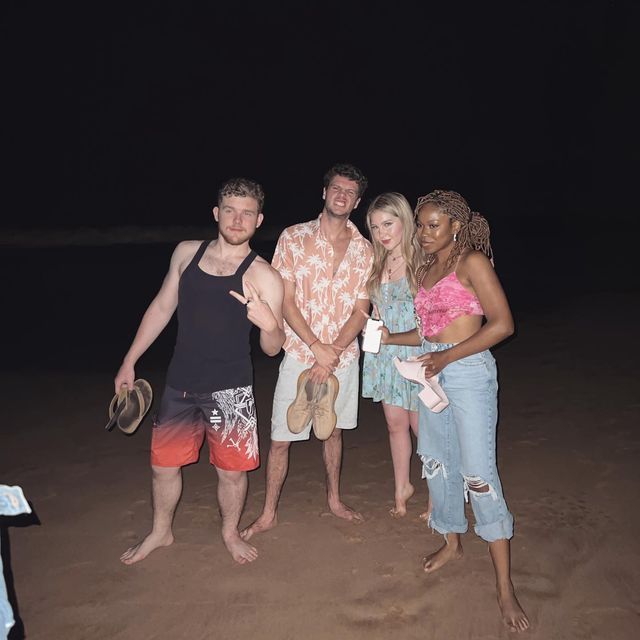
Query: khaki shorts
271 353 360 442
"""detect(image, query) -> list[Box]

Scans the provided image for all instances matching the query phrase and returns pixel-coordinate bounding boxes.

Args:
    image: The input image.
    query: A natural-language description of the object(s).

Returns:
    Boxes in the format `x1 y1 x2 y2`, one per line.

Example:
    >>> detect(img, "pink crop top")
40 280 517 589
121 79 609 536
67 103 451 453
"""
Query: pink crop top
414 272 484 338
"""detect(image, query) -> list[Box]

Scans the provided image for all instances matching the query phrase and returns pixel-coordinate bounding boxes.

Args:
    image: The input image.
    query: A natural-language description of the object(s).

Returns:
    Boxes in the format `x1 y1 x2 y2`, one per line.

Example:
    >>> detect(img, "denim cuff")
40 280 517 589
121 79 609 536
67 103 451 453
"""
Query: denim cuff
473 513 514 542
428 514 468 537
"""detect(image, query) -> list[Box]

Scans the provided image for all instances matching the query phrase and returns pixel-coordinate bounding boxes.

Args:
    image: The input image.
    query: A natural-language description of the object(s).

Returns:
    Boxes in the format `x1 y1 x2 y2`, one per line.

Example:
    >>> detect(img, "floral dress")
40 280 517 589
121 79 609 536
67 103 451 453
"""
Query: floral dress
362 277 423 411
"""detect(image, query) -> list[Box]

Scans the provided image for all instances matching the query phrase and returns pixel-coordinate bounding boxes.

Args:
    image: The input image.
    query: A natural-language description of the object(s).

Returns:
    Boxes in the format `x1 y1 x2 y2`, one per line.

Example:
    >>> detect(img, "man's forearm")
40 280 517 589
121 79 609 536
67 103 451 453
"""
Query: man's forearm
333 302 369 351
283 296 340 370
283 297 317 347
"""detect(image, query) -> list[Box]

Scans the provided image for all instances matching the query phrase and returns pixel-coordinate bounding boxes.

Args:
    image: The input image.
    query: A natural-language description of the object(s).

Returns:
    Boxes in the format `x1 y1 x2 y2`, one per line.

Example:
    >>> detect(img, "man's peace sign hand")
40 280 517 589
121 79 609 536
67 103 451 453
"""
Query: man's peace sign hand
229 281 278 333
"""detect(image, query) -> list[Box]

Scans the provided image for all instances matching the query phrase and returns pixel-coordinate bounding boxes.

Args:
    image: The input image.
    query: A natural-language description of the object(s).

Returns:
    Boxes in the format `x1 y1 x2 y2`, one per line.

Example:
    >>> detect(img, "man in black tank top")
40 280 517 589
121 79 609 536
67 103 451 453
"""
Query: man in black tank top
114 178 285 565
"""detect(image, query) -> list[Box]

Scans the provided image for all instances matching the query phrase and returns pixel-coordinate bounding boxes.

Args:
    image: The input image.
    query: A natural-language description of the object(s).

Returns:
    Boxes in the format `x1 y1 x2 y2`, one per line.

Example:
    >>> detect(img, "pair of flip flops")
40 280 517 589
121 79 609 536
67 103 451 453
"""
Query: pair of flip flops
105 379 153 434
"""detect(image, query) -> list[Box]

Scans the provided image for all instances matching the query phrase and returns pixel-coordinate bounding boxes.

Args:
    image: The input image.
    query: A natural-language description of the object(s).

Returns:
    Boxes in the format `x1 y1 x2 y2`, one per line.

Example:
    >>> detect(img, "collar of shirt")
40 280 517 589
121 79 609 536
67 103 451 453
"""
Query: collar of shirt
314 213 365 244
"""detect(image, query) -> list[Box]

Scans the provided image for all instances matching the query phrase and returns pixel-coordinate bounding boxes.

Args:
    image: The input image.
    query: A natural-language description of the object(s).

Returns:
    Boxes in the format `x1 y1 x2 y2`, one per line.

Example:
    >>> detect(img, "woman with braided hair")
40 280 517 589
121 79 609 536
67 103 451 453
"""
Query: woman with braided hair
381 190 529 632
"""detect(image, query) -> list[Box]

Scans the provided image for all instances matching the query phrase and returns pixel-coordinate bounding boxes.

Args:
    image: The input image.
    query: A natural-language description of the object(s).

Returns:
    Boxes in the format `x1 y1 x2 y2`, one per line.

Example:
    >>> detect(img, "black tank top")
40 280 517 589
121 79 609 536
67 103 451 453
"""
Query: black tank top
166 241 257 393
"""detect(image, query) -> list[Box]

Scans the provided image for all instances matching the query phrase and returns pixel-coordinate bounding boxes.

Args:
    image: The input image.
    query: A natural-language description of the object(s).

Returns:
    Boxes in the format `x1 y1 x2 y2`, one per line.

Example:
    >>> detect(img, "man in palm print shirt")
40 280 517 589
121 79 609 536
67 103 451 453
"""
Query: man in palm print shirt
242 164 373 541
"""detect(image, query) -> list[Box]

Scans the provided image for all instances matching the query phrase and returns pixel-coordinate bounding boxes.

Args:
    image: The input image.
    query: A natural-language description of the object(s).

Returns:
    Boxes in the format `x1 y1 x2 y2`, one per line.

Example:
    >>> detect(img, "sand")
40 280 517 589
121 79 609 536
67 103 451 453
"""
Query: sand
1 292 639 640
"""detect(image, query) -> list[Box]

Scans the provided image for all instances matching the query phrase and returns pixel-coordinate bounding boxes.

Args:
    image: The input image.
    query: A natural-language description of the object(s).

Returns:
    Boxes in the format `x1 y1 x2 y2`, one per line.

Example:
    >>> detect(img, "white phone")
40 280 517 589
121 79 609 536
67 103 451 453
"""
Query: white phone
362 318 383 354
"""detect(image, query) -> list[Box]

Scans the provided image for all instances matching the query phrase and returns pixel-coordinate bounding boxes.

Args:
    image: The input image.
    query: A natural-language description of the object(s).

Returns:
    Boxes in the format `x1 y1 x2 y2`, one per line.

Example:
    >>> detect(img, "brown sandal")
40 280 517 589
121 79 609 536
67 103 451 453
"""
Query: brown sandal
105 379 153 434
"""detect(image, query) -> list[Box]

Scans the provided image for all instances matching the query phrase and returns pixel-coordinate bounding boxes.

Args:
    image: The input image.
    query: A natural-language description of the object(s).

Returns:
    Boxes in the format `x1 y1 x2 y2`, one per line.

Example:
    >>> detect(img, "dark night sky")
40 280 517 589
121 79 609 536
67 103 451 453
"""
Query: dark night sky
1 1 637 235
0 0 637 370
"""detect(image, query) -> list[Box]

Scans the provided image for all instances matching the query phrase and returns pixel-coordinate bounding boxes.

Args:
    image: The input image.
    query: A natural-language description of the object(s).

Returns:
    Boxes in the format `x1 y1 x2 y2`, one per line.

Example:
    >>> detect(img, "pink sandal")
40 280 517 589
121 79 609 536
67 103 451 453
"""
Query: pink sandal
393 357 449 412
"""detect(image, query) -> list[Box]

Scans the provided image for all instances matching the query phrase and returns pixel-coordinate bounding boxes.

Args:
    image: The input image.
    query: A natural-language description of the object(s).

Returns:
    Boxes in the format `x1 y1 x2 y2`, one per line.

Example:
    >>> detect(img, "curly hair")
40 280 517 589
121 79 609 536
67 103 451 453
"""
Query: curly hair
323 163 368 198
366 192 424 299
415 190 493 272
218 177 265 212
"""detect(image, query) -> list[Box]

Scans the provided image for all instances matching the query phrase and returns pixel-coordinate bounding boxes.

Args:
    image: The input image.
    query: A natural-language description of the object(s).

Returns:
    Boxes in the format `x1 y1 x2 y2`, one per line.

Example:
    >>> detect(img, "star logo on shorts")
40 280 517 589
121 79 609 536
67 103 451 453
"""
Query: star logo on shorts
209 409 222 427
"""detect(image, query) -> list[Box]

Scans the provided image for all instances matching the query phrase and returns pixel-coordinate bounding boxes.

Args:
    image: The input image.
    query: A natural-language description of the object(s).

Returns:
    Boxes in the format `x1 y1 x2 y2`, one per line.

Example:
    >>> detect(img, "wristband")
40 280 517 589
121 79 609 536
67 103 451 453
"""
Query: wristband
308 338 319 348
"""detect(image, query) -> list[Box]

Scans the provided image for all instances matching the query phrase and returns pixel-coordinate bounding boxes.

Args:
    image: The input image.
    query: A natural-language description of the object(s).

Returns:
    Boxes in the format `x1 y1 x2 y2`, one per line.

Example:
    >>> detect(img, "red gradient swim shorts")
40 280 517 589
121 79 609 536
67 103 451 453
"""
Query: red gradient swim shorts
151 385 259 471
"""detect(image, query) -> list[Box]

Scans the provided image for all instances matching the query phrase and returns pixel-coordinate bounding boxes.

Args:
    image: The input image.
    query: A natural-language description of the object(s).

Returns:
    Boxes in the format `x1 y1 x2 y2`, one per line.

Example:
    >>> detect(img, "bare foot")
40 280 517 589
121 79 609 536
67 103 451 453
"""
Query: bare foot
329 500 364 523
418 497 433 523
223 532 258 564
240 513 277 541
120 531 174 565
498 585 530 632
422 538 463 573
389 483 415 518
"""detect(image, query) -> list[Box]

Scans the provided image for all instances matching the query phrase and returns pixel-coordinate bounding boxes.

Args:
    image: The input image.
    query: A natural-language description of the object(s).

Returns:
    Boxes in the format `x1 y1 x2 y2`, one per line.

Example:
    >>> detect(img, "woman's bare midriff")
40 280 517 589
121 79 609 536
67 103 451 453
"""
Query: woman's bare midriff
424 314 483 344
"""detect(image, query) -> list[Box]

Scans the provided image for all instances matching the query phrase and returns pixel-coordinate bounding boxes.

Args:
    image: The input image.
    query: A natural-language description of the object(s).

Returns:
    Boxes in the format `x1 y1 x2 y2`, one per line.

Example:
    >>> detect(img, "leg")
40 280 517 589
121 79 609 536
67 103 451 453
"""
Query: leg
240 440 291 540
216 468 257 564
450 351 525 628
418 403 467 539
489 538 530 632
120 465 180 565
320 359 362 522
383 403 415 517
242 356 310 540
416 347 469 570
408 408 435 520
323 428 363 522
420 441 464 573
463 480 529 631
124 384 206 565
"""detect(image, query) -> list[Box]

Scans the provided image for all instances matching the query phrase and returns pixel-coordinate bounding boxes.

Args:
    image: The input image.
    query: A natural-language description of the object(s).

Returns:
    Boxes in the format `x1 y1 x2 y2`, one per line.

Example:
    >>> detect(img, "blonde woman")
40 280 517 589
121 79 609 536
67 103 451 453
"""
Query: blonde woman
362 192 428 517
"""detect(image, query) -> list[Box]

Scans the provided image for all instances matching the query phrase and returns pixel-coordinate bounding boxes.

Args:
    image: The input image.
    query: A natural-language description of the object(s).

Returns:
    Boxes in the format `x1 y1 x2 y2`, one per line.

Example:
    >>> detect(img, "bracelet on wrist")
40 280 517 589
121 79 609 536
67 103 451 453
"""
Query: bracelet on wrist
308 338 319 348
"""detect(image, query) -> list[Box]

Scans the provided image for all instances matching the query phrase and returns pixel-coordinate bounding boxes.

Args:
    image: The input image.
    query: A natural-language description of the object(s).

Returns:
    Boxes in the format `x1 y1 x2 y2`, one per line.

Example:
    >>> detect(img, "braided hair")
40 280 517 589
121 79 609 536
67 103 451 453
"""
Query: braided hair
415 190 493 273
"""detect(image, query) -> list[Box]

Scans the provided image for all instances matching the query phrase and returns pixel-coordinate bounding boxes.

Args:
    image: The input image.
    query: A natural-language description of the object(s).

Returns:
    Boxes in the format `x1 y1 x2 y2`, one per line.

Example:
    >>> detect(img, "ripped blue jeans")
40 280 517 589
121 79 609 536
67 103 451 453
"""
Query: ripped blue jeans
417 341 514 542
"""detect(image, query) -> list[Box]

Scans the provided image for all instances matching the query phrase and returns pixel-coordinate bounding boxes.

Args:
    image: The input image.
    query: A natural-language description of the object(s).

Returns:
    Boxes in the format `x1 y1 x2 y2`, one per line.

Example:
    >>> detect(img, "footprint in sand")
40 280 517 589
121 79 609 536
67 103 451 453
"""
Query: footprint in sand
340 584 426 625
373 564 395 577
360 459 389 469
316 512 366 542
344 533 365 543
120 529 139 539
514 572 558 598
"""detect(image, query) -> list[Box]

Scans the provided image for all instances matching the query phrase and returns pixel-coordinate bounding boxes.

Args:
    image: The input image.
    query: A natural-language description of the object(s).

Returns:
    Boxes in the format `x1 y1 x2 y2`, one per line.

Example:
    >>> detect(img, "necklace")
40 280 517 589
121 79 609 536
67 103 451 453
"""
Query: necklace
382 255 405 306
385 253 405 279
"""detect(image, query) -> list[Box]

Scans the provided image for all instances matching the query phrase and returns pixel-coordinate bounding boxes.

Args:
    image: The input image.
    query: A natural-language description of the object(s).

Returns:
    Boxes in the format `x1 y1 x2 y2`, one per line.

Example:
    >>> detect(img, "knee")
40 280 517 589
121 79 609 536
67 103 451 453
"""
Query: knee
463 474 496 498
421 455 446 480
383 406 411 434
386 417 409 434
216 468 245 484
270 440 291 454
151 465 180 479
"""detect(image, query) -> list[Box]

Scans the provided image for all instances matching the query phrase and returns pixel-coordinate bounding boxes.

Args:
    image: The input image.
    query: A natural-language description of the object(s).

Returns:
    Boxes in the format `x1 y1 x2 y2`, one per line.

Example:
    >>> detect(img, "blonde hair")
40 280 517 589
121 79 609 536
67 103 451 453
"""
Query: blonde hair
366 192 424 300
